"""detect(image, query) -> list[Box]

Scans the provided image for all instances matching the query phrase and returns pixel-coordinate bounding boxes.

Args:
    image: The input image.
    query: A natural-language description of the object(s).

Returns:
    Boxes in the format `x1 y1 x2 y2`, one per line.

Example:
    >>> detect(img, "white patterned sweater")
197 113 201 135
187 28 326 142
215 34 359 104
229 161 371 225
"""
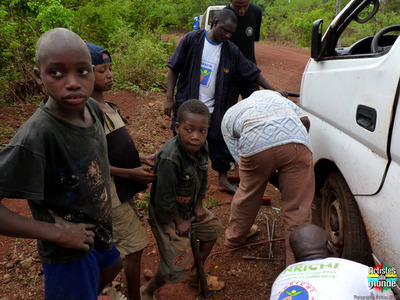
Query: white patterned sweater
221 90 312 162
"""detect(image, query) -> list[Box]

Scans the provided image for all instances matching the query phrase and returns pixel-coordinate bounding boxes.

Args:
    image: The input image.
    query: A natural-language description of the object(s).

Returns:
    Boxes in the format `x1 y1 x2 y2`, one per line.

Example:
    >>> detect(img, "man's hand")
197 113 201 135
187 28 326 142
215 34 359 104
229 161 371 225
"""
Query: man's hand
300 116 310 132
278 90 289 98
165 68 178 117
164 96 175 117
51 211 95 251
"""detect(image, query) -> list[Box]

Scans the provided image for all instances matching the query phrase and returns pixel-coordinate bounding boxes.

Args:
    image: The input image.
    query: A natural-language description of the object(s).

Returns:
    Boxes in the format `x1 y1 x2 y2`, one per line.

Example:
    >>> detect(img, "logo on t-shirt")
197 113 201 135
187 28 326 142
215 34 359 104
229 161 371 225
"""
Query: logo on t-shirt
246 26 254 37
367 264 397 291
277 281 317 299
200 66 213 86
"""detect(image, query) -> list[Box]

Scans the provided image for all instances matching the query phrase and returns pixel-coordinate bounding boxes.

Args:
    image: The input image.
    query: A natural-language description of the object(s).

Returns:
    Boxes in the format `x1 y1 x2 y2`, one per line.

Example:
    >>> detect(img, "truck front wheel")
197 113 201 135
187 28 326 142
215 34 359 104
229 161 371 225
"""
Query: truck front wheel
319 171 372 264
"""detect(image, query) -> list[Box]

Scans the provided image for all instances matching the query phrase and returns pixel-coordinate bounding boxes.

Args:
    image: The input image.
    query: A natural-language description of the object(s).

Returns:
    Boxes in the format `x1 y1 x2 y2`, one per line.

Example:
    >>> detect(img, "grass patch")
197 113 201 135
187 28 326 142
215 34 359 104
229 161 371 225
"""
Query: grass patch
204 196 220 208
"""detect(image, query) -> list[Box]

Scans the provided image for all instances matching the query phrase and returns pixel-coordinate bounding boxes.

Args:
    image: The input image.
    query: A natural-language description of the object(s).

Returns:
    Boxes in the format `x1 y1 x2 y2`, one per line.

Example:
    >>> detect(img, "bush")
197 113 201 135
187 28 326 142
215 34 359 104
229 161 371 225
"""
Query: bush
0 4 43 103
109 27 176 91
2 0 400 103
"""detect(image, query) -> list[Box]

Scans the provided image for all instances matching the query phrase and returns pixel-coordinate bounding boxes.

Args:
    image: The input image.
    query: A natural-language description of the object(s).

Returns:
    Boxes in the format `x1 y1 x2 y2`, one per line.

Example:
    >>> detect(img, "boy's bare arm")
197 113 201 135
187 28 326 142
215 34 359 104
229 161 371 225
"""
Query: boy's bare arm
193 197 207 222
109 165 156 184
0 199 95 251
165 68 179 117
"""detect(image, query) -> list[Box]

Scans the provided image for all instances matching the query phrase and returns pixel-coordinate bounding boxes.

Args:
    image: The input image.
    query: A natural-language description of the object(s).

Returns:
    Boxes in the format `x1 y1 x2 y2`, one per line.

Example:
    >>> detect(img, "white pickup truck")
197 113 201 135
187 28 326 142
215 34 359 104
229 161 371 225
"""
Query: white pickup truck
193 5 225 30
299 0 400 289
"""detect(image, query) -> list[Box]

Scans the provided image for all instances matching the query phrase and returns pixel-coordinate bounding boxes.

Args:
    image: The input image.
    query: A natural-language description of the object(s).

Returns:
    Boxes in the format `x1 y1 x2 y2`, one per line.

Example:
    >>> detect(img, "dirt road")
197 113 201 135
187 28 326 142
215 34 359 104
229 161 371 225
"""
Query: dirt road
0 41 311 300
256 42 310 94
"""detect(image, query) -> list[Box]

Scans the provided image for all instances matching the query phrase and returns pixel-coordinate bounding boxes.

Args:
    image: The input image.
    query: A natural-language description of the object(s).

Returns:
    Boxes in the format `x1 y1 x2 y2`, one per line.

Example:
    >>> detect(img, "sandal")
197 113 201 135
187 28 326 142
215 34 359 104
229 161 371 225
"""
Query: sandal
206 275 225 291
101 286 127 300
219 184 238 195
246 224 259 239
188 275 225 291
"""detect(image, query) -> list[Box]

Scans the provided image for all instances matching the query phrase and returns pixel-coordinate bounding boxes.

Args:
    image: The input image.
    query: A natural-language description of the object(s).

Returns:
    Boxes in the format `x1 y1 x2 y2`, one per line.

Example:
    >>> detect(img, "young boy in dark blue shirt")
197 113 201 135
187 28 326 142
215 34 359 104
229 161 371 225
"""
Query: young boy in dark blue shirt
0 28 122 300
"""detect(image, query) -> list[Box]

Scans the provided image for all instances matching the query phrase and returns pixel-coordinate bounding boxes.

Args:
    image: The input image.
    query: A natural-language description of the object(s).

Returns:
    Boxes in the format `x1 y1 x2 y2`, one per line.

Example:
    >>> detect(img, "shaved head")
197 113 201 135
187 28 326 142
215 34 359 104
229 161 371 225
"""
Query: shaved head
215 8 237 25
35 28 90 68
290 223 337 262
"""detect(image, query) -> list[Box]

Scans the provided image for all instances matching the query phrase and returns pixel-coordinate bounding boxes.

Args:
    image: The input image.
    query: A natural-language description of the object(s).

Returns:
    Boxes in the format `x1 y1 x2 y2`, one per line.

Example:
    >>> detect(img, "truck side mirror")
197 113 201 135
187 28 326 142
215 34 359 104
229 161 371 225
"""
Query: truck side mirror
311 19 324 60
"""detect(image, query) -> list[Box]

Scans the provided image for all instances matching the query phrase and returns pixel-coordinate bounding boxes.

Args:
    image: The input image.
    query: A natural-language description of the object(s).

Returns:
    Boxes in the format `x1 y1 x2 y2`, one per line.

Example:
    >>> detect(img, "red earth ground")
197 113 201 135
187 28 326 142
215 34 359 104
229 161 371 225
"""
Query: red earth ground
0 41 310 299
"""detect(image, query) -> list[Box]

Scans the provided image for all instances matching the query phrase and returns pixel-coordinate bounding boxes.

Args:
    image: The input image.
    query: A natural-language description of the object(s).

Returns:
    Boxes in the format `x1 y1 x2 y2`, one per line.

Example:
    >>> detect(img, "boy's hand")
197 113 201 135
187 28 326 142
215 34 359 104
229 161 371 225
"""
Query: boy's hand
140 153 156 168
193 205 207 222
51 211 95 251
127 167 157 184
175 218 191 236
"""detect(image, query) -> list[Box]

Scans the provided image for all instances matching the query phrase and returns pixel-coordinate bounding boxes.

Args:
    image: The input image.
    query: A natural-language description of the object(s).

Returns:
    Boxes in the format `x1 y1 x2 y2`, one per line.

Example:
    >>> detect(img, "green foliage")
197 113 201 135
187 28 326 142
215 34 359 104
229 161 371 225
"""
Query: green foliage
36 0 73 32
73 0 132 46
110 27 175 91
262 0 335 46
0 125 16 146
136 192 150 213
2 0 400 103
0 6 21 101
261 0 400 47
340 10 400 47
0 2 42 103
204 196 220 208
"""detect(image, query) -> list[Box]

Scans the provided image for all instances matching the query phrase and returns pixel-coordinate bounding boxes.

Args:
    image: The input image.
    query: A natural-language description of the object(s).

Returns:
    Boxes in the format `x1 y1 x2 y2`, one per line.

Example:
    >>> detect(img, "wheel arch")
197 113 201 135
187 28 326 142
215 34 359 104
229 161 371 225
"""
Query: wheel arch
313 159 374 265
314 158 339 197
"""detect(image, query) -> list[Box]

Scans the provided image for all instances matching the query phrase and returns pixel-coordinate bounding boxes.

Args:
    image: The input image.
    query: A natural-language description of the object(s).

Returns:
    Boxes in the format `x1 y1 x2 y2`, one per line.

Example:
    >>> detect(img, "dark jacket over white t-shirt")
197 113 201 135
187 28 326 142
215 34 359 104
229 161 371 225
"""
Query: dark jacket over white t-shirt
167 29 261 140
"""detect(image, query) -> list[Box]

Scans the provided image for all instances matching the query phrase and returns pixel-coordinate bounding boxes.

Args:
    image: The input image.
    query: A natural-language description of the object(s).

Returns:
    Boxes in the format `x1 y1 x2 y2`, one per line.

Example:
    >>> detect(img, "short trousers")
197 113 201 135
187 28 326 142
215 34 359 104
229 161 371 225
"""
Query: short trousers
112 198 149 255
148 205 223 284
42 242 120 300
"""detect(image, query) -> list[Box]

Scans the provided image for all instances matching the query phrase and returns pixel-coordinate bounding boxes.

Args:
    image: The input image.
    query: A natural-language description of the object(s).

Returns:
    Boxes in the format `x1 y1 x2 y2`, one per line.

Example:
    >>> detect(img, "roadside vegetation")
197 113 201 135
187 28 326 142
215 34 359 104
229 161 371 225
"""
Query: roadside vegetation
1 0 400 104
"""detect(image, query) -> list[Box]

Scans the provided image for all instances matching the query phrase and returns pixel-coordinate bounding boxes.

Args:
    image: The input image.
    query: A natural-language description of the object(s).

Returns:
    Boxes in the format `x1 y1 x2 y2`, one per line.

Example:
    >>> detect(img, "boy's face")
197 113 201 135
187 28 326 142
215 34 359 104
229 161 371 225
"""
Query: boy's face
34 42 95 112
94 53 113 92
212 19 237 43
230 0 250 16
175 112 209 156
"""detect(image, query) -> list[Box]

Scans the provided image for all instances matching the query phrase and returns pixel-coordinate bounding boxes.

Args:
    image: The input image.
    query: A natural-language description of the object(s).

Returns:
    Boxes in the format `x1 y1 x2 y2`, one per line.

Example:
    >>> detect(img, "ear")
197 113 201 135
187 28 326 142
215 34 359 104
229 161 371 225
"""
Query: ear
327 240 339 257
33 67 43 84
175 122 180 133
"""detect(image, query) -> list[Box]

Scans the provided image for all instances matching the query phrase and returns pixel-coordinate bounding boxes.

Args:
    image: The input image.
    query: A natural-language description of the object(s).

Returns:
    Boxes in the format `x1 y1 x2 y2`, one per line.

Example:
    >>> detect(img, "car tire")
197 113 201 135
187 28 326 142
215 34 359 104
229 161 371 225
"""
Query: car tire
318 171 372 265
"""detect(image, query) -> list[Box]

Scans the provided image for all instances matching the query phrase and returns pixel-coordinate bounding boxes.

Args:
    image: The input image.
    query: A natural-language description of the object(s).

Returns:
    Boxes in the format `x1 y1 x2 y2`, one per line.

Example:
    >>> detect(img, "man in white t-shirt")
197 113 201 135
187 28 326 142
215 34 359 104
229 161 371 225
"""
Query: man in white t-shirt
270 224 395 299
165 9 287 196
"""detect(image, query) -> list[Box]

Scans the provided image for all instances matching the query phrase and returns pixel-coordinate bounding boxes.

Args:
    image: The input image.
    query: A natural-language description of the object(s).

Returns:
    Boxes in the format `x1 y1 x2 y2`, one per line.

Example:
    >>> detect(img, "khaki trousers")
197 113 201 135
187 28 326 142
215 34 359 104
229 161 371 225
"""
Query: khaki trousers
224 143 315 266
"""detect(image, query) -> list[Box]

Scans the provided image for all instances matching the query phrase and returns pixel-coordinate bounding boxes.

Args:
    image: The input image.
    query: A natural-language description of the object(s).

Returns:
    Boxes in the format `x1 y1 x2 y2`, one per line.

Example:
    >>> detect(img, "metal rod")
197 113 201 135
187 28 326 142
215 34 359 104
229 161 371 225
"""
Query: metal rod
242 256 285 261
269 219 276 258
288 92 300 97
207 237 285 260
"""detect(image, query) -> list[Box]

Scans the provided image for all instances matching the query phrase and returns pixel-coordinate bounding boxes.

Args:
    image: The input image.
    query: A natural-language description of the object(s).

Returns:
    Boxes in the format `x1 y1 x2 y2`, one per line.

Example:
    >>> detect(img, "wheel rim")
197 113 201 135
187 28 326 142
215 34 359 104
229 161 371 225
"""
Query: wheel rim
324 194 343 248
